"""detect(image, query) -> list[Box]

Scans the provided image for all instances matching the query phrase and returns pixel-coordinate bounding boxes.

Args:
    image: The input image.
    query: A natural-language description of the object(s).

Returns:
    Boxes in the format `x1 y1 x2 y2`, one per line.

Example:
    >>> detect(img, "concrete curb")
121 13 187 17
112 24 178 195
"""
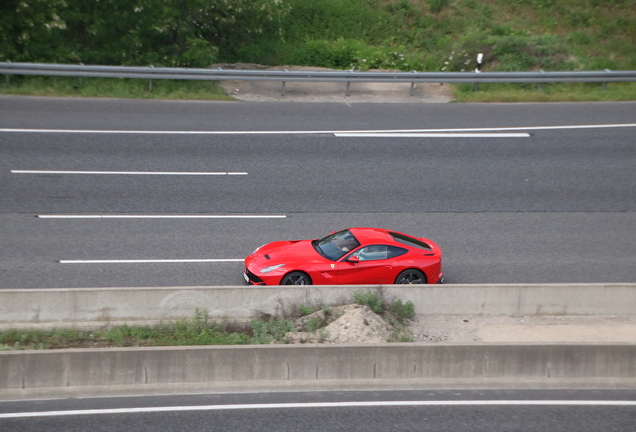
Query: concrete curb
1 343 635 400
2 283 635 331
2 284 635 399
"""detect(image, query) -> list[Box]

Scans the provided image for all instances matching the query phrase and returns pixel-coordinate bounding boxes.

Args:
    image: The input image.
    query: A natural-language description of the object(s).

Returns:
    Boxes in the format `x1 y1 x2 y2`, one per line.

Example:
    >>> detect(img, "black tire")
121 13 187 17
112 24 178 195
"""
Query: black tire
280 271 312 285
394 269 427 284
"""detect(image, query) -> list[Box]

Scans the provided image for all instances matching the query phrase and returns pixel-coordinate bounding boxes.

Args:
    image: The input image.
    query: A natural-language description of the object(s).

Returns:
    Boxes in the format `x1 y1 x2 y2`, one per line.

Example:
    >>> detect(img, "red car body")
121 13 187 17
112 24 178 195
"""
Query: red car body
243 227 443 285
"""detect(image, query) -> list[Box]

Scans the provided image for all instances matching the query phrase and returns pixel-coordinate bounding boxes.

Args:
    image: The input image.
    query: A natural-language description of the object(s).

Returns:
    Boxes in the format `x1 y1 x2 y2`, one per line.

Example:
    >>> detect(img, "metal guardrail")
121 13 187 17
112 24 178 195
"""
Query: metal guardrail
2 62 635 96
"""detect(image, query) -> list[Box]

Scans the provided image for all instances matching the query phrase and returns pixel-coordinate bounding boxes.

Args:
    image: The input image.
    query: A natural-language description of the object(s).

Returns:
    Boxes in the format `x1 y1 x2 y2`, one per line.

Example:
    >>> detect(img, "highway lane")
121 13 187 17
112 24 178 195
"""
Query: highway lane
2 212 635 287
1 128 635 214
0 97 635 288
1 96 635 131
1 389 635 431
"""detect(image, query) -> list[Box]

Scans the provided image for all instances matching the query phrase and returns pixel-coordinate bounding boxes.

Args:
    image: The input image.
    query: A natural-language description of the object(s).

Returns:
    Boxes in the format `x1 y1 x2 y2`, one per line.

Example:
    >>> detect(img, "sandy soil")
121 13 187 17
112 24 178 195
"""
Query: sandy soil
214 63 452 103
409 314 636 344
282 305 636 345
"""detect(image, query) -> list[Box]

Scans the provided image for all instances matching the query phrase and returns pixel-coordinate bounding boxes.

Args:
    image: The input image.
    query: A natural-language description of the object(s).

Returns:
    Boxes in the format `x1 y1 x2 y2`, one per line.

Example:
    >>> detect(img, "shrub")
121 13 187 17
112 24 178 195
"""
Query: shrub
299 304 314 316
353 290 383 314
391 299 416 320
305 317 324 332
288 37 419 71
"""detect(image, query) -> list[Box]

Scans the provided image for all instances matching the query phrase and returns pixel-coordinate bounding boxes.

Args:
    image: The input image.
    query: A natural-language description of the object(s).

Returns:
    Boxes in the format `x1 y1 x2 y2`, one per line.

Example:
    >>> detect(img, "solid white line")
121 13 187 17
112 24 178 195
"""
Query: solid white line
1 400 634 418
334 133 530 138
11 170 247 176
38 215 286 219
0 123 634 134
59 259 244 264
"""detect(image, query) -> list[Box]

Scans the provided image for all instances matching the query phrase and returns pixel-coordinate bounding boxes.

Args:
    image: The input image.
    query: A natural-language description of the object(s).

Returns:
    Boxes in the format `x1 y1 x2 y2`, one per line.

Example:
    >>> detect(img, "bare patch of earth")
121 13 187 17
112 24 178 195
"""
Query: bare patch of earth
410 314 636 344
213 63 452 103
281 305 636 344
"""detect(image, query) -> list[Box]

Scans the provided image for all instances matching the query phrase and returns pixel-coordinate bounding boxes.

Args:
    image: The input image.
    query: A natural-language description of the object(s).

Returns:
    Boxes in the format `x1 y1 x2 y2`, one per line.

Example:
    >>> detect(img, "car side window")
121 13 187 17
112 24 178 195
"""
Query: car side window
387 245 408 258
351 246 387 261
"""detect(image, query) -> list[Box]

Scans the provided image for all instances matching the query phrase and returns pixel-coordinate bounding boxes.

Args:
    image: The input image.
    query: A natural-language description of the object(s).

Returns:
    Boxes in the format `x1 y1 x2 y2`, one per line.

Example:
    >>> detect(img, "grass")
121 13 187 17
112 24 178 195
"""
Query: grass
453 82 636 102
0 309 257 350
2 1 635 101
0 291 418 350
3 74 634 103
0 76 233 101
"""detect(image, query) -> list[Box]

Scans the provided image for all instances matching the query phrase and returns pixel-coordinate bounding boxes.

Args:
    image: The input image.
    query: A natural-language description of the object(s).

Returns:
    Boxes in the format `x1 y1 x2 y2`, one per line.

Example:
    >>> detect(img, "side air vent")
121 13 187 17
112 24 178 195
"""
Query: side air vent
265 254 271 260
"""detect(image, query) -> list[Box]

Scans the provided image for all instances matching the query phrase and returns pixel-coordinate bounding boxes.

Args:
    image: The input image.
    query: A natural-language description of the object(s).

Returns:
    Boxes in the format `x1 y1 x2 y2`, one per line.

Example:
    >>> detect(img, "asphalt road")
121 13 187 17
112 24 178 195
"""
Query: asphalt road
1 389 635 432
1 97 635 288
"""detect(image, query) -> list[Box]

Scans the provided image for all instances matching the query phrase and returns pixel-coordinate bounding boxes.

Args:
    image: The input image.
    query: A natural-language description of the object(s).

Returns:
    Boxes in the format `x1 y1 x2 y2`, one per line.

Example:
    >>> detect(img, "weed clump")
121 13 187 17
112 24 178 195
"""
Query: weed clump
353 290 383 313
250 317 297 344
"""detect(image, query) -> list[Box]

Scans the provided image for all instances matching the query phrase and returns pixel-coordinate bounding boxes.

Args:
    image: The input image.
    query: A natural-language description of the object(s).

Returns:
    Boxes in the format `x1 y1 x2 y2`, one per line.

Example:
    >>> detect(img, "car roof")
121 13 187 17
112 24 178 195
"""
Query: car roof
348 227 395 245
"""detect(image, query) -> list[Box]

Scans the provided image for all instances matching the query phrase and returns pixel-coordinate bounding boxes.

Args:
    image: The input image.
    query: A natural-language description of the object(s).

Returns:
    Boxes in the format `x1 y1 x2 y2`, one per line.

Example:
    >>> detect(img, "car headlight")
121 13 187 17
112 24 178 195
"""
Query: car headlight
260 264 286 273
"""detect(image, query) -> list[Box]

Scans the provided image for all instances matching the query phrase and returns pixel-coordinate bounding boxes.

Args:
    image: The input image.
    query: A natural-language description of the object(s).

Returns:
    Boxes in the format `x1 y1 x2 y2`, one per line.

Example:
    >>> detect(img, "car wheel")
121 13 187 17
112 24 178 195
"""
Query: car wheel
395 269 427 284
281 271 312 285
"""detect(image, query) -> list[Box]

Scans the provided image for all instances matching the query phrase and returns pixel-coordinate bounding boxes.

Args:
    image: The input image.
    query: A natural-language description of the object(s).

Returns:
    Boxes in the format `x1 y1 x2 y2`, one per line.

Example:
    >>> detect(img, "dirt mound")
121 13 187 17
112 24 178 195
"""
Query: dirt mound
284 304 396 344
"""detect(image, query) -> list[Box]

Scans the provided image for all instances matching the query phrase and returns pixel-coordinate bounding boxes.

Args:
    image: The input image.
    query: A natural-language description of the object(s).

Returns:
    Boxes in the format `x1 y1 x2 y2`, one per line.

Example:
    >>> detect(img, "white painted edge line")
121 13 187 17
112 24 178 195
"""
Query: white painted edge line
0 123 634 134
2 400 635 418
38 215 287 219
11 170 247 176
59 259 244 264
333 133 530 138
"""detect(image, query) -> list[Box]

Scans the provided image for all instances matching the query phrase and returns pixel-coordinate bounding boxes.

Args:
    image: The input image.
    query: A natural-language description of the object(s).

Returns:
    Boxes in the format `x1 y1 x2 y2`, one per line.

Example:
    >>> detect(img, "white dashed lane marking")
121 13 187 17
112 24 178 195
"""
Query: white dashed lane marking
11 170 247 175
59 259 244 264
38 215 286 219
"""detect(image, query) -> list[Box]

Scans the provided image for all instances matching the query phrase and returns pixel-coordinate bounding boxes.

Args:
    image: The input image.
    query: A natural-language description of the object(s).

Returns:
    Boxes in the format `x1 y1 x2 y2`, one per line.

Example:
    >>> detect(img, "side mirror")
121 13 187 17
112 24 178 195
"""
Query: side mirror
346 256 359 264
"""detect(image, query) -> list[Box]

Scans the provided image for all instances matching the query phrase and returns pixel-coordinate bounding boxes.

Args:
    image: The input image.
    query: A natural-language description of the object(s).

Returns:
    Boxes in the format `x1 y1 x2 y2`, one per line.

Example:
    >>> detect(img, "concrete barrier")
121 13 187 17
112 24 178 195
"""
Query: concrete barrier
1 343 634 400
1 284 635 331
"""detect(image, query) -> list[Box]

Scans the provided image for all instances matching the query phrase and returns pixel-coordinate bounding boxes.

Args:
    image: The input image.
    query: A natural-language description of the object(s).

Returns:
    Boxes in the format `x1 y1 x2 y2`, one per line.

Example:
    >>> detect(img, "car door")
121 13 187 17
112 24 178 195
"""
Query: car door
335 245 397 284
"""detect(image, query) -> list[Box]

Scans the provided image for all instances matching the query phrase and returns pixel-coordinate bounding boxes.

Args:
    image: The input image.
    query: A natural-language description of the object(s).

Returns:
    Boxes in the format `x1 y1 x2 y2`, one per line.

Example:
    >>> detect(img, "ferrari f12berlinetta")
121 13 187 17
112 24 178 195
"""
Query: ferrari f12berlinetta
244 227 443 285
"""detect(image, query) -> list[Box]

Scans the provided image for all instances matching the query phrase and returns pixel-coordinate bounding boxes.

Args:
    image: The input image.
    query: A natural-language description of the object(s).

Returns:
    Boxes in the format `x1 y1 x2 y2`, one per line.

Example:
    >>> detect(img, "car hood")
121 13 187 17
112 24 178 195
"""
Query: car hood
246 239 324 267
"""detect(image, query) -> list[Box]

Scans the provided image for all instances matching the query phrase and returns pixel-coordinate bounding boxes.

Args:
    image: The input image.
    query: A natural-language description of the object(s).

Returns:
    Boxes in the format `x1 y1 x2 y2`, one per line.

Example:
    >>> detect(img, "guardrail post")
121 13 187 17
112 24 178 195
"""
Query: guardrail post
4 60 9 86
281 70 287 97
538 70 545 91
410 70 417 96
603 69 610 91
345 70 354 97
79 63 83 85
149 65 154 91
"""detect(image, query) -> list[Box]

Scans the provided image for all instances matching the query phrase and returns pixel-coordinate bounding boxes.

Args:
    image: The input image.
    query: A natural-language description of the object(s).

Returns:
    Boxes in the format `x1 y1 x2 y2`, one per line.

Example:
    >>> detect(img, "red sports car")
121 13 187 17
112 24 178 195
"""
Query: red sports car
243 227 443 285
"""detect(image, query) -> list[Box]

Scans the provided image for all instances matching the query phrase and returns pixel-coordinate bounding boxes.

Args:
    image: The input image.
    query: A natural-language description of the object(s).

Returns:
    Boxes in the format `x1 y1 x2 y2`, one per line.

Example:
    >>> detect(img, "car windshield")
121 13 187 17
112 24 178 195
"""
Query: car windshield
313 229 361 261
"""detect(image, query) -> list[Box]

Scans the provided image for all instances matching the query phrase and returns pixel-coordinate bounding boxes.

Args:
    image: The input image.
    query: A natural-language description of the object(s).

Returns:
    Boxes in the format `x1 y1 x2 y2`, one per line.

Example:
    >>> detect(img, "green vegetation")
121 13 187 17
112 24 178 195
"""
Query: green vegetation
1 0 634 100
305 316 325 333
0 309 250 349
391 299 416 320
3 0 633 70
454 82 636 102
354 290 384 313
0 291 419 349
0 76 232 100
353 289 415 319
250 317 297 344
299 304 314 316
